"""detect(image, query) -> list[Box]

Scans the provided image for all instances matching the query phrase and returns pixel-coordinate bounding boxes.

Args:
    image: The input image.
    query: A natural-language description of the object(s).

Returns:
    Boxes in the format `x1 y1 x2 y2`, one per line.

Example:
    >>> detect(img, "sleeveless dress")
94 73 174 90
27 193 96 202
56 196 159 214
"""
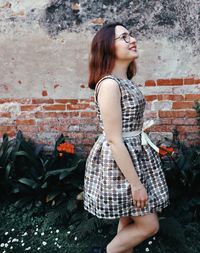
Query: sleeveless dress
83 75 170 219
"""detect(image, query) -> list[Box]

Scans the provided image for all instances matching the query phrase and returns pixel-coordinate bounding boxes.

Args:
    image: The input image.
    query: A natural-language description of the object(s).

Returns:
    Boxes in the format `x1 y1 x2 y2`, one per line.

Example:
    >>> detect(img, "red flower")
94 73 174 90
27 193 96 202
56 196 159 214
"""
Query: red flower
159 146 174 156
57 142 75 155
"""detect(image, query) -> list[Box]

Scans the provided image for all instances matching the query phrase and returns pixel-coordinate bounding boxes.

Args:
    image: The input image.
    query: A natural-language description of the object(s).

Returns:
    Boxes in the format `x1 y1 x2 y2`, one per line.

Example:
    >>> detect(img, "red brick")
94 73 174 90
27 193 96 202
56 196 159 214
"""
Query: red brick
145 80 156 86
159 118 172 125
0 112 11 118
185 94 200 100
67 103 90 110
21 105 39 111
16 119 36 125
157 79 172 86
0 98 31 104
0 126 16 137
35 112 79 118
194 79 200 84
157 94 184 101
144 95 157 101
80 112 97 117
32 98 54 104
170 78 183 85
43 105 65 111
185 110 197 118
172 118 197 125
150 125 174 132
172 101 194 109
157 79 183 86
158 110 186 118
176 125 199 133
184 78 195 85
67 132 85 139
143 111 158 118
16 126 38 132
79 99 92 103
54 99 78 104
42 90 48 96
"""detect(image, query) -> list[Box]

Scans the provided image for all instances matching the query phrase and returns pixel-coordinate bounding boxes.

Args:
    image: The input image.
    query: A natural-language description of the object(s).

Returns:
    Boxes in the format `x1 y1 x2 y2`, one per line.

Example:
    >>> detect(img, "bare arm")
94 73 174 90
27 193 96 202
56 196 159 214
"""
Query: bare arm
97 78 141 188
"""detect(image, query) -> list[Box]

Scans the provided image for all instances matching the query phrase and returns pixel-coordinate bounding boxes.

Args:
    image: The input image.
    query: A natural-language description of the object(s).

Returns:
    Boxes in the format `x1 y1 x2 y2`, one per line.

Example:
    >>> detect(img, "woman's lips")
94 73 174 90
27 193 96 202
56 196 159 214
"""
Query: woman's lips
129 46 137 51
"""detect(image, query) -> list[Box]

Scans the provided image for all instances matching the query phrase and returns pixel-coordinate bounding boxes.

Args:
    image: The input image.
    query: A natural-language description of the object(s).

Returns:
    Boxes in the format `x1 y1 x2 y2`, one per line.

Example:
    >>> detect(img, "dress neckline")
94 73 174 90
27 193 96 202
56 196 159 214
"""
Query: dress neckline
111 74 132 83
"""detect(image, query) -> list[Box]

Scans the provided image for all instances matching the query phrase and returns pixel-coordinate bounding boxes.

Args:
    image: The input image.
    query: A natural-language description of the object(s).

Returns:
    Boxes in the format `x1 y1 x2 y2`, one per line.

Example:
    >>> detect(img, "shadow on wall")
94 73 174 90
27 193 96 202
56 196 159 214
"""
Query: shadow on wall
39 0 199 54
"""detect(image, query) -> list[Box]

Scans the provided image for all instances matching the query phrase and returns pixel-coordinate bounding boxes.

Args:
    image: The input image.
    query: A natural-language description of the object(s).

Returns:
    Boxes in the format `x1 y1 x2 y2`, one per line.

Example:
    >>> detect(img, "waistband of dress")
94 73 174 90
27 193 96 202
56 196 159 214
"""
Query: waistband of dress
102 130 142 138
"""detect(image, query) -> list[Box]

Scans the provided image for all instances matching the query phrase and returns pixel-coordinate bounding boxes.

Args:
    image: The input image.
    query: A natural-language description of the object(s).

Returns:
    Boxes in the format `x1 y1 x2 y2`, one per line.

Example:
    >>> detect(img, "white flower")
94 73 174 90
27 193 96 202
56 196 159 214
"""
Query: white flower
54 242 57 245
56 229 59 233
148 241 152 245
57 244 61 248
25 246 31 250
8 240 11 243
36 224 38 227
37 247 41 250
42 241 47 246
10 246 13 249
41 232 44 236
50 231 53 234
4 232 8 235
12 238 19 242
153 237 156 240
49 227 52 229
145 247 150 252
67 231 71 234
55 238 58 241
11 228 15 232
21 240 24 243
74 236 77 241
5 243 8 248
0 243 4 247
22 243 25 246
3 251 6 253
22 232 28 236
36 228 39 232
34 232 38 235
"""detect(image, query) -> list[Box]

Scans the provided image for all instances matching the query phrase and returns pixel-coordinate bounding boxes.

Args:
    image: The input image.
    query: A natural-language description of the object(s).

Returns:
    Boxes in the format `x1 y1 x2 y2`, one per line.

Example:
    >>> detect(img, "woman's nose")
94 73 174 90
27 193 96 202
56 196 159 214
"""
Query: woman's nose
130 36 136 43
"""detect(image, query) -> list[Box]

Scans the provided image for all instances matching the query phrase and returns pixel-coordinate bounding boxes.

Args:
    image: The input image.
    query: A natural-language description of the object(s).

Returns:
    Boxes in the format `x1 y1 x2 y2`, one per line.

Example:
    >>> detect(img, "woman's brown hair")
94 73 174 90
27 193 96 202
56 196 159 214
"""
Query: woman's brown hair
88 22 137 89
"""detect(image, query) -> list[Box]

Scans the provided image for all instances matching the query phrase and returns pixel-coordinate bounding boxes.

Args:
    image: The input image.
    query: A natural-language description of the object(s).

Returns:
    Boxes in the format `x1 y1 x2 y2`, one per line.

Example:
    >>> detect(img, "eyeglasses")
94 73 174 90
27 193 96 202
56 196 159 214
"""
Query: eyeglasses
114 33 134 43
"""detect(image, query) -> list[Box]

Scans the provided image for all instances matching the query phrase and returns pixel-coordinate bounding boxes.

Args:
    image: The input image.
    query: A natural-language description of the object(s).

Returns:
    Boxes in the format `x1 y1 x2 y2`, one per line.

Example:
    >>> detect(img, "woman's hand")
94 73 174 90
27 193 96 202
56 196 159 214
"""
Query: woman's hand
131 184 148 209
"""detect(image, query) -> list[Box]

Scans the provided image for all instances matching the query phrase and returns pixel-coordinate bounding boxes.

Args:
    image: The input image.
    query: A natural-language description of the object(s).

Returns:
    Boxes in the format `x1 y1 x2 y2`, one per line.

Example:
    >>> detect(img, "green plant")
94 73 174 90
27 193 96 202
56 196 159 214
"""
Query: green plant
0 133 15 201
0 131 85 212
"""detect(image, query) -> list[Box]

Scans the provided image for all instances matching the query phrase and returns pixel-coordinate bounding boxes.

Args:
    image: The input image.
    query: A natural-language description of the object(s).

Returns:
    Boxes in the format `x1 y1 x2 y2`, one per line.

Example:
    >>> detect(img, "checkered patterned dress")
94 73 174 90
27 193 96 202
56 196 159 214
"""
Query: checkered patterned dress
84 75 169 219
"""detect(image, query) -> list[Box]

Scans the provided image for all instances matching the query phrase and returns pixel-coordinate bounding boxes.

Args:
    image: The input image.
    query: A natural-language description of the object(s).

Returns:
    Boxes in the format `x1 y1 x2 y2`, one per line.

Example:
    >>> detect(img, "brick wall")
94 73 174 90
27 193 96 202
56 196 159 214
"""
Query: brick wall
0 76 199 157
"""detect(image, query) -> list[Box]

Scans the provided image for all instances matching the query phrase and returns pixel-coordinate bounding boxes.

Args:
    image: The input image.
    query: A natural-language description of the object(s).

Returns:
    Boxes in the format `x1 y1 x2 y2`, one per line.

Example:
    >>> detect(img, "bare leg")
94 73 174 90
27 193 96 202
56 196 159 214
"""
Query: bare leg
106 212 159 253
117 217 133 253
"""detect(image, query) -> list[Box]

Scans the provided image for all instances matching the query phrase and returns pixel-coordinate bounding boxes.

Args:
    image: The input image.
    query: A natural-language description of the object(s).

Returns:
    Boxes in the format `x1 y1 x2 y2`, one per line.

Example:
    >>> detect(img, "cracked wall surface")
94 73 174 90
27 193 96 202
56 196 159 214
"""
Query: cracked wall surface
0 0 199 98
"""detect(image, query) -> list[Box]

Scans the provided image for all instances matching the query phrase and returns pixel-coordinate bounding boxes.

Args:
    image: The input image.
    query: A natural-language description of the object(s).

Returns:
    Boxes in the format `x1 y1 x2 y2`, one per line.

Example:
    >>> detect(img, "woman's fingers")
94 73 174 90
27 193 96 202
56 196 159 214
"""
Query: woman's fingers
134 200 148 208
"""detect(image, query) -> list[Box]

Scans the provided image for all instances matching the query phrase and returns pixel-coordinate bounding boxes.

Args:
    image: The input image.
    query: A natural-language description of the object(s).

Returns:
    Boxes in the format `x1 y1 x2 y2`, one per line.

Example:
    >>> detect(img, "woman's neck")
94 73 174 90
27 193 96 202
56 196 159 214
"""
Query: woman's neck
111 61 130 79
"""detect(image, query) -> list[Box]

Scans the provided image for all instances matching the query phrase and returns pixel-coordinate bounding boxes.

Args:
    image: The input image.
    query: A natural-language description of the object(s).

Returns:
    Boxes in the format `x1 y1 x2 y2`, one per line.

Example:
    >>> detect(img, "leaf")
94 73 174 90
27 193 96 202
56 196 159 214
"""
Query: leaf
14 151 40 169
18 177 38 189
5 163 12 179
45 165 79 180
46 191 61 203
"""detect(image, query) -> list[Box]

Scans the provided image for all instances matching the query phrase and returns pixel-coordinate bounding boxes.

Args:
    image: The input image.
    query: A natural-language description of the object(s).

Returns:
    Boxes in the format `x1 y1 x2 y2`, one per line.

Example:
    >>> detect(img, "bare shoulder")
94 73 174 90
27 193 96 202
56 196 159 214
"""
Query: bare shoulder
97 78 120 95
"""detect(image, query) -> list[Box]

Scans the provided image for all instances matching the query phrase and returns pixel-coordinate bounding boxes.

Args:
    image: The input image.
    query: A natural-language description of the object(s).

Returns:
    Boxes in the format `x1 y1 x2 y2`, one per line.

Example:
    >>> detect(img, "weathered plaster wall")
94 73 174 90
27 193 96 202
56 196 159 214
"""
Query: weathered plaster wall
0 0 200 154
0 0 199 98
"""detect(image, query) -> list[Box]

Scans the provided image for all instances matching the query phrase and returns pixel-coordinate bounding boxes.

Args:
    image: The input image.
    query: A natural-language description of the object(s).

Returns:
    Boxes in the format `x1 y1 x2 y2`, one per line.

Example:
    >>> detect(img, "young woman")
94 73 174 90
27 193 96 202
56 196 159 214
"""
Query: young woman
84 22 169 253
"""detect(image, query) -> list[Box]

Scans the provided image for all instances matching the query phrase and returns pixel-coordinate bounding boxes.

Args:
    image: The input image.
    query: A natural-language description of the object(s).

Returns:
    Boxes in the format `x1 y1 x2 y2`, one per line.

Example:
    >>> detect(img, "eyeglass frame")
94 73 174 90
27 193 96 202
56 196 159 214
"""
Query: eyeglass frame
114 32 134 43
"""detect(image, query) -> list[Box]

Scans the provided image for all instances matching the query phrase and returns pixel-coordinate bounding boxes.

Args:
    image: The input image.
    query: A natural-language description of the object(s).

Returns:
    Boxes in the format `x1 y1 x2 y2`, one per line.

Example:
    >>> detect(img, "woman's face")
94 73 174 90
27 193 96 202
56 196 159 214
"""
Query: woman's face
114 25 138 62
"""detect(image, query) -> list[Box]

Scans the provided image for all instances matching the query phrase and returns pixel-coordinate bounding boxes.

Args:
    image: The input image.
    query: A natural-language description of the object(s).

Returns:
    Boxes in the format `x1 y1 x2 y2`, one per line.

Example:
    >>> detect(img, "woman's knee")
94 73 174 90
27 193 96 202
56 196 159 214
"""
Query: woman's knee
138 221 159 239
148 221 159 236
132 213 160 237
